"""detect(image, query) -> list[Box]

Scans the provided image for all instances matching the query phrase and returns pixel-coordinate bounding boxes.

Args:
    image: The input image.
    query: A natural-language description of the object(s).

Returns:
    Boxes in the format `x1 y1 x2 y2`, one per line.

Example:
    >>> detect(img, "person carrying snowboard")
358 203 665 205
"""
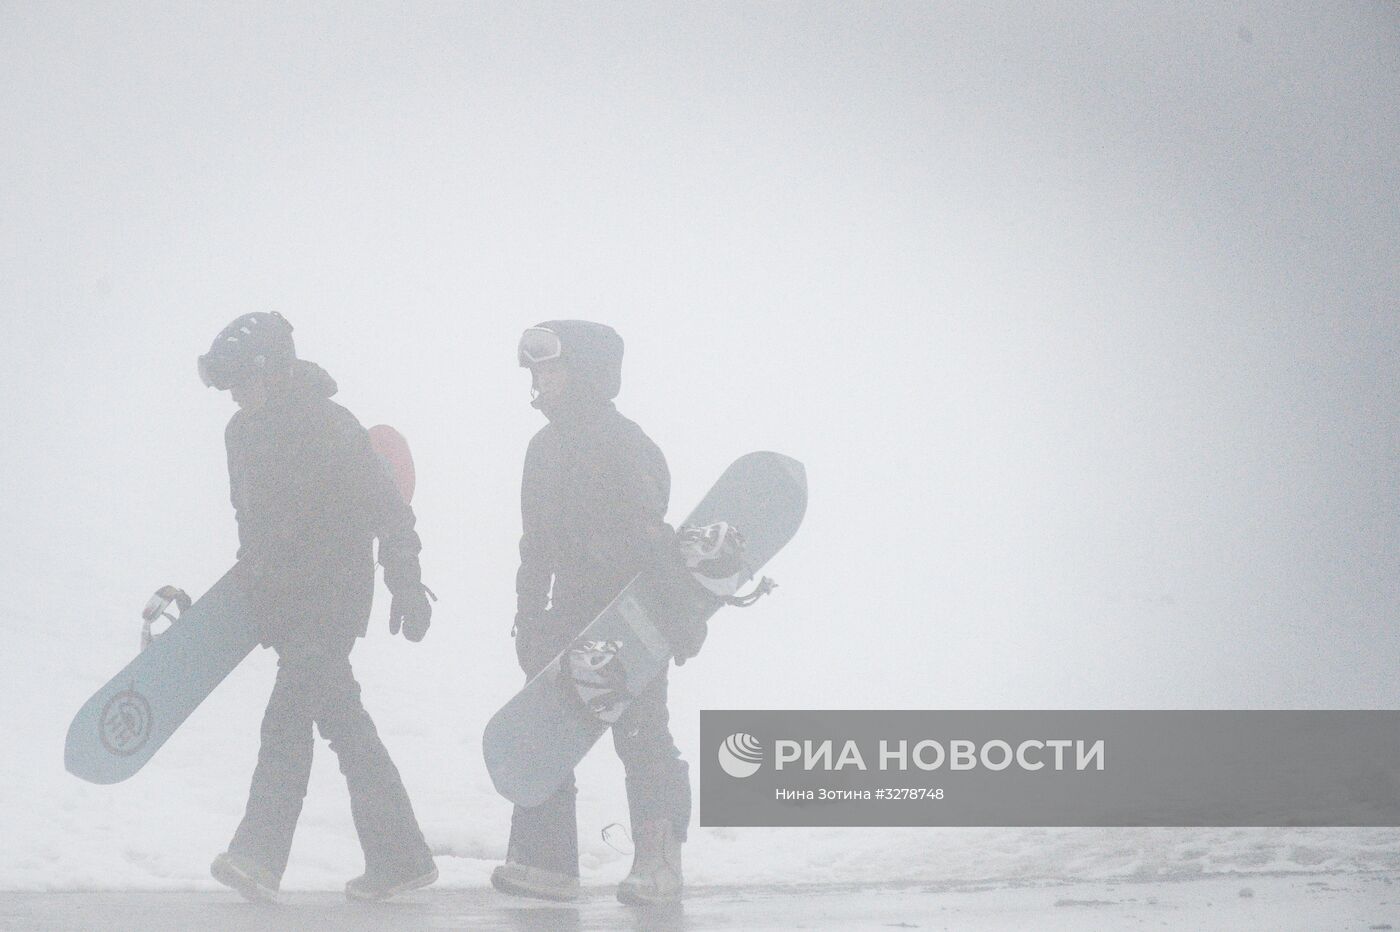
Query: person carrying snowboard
196 311 438 902
491 321 691 906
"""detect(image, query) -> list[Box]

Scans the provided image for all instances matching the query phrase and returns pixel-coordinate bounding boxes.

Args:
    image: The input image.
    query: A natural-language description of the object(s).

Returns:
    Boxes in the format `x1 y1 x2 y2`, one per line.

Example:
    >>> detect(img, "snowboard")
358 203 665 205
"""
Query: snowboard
64 425 416 785
483 451 807 808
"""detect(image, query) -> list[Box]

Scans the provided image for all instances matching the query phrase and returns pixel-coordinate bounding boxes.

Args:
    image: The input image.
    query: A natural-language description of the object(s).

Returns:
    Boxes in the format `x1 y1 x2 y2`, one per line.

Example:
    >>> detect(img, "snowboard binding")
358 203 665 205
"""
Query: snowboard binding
560 639 631 724
140 585 191 652
677 522 776 607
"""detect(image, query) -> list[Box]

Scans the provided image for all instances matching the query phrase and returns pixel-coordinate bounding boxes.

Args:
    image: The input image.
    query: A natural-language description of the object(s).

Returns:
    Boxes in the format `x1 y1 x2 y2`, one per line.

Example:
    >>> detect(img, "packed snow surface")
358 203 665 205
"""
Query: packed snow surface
8 594 1400 892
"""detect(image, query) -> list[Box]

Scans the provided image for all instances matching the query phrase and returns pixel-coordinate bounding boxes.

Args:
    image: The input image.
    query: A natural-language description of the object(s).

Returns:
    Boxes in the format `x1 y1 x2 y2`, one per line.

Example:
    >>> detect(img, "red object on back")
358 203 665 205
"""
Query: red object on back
368 424 416 505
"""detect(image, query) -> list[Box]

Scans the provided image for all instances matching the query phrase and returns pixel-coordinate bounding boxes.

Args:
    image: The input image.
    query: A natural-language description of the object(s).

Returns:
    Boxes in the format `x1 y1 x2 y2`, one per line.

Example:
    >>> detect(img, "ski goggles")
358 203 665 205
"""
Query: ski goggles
518 327 562 367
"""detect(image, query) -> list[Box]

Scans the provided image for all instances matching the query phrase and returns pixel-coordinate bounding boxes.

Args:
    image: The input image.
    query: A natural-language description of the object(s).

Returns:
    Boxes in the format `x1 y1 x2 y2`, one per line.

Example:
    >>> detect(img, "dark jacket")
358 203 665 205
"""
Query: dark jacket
225 360 420 644
515 402 674 655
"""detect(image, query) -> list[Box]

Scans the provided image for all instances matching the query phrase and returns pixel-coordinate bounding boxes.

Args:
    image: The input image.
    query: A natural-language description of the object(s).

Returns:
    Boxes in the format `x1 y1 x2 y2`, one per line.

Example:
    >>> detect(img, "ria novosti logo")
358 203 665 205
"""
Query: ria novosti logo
718 732 764 778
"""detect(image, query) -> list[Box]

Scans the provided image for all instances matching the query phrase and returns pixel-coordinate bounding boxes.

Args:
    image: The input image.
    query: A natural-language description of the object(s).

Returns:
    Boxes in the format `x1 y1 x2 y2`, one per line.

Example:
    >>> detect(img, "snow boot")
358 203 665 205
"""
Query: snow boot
490 861 581 902
616 819 683 906
210 851 280 904
345 859 438 901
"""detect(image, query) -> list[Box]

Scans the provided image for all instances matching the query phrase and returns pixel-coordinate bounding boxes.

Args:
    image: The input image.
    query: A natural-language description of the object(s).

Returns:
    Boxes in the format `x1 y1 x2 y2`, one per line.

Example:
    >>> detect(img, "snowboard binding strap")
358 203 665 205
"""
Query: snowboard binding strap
677 521 780 607
140 585 192 652
720 575 777 607
561 639 632 724
601 822 634 856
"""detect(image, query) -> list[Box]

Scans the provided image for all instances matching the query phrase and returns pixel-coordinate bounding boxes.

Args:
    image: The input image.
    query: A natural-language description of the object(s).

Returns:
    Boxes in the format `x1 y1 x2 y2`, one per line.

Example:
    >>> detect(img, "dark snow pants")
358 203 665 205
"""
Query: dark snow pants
506 665 691 877
227 635 431 880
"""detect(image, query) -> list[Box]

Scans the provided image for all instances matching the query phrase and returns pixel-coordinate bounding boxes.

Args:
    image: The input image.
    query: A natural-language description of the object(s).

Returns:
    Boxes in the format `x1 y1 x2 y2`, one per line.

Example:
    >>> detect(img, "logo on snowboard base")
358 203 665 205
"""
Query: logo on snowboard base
99 688 152 756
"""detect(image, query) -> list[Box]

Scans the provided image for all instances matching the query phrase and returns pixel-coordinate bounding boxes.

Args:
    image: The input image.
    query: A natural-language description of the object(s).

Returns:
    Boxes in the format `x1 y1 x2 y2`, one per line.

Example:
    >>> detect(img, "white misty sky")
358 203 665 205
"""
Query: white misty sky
1 2 1398 718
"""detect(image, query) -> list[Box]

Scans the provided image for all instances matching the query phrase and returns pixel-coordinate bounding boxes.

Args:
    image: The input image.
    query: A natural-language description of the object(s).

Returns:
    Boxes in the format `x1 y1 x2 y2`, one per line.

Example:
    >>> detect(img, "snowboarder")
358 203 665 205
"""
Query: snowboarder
196 311 438 902
491 321 690 905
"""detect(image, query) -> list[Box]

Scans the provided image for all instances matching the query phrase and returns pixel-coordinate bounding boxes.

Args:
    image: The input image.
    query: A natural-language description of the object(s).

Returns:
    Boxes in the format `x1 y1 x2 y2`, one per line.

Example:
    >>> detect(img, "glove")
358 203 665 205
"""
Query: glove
390 585 432 642
382 548 431 642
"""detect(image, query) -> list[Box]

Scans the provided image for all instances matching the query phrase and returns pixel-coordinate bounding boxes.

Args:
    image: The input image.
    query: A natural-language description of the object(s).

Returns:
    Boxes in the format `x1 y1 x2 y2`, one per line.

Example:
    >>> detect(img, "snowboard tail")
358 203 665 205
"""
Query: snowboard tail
65 424 418 785
64 566 259 784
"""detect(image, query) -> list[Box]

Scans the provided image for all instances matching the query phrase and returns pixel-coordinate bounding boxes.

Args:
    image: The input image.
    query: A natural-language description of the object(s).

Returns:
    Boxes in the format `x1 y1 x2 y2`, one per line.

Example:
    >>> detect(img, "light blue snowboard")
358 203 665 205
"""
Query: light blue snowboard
483 451 808 808
64 566 258 784
65 424 415 785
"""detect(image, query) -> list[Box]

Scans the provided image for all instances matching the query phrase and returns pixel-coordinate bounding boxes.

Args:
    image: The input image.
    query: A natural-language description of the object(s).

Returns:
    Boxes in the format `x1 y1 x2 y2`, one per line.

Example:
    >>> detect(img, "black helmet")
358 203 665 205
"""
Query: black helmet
518 320 623 401
198 312 296 390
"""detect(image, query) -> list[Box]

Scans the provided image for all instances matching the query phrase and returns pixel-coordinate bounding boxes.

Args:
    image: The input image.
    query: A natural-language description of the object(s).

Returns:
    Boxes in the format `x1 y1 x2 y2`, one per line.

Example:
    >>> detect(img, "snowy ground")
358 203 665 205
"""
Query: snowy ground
8 578 1400 896
6 571 1400 911
11 470 1400 928
13 494 1398 931
3 874 1399 931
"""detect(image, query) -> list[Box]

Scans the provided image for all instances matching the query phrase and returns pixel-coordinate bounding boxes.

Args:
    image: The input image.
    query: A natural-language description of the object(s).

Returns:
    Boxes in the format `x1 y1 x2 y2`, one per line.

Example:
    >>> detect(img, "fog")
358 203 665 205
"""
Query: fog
1 0 1398 894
